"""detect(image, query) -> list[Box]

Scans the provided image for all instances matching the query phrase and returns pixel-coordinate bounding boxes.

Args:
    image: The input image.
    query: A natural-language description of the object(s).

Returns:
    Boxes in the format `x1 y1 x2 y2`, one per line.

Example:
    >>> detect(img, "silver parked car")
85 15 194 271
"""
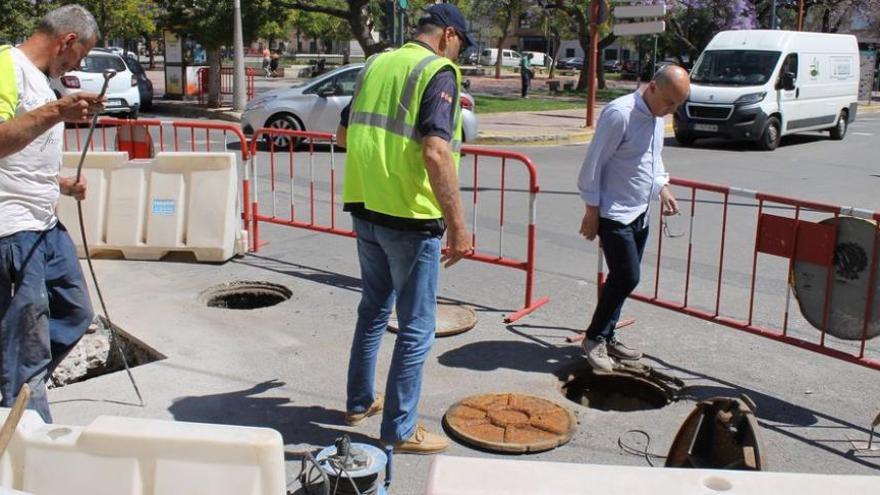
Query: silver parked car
241 63 478 148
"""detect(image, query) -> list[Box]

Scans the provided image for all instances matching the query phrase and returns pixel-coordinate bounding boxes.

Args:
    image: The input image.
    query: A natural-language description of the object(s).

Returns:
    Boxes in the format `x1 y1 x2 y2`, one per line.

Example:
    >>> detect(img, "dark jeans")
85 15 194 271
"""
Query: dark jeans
586 213 649 342
346 217 441 443
0 224 94 422
521 71 531 97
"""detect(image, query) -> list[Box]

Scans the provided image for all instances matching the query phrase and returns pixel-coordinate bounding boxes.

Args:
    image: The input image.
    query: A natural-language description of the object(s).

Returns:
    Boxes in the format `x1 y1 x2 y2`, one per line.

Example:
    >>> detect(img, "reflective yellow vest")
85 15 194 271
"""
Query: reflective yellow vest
343 42 463 220
0 46 19 122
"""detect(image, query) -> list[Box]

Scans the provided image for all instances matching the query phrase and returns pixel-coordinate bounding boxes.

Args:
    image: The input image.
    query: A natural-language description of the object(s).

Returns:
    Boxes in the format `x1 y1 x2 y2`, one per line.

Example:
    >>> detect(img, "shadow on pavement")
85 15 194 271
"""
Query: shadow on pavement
664 133 828 151
438 327 581 373
168 379 375 461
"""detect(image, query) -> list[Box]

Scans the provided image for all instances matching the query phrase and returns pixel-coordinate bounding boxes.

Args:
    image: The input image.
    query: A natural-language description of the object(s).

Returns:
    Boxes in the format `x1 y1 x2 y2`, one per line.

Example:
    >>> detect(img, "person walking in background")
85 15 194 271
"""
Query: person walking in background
0 4 104 422
336 3 474 455
269 50 280 78
261 48 271 78
576 65 690 372
520 52 533 98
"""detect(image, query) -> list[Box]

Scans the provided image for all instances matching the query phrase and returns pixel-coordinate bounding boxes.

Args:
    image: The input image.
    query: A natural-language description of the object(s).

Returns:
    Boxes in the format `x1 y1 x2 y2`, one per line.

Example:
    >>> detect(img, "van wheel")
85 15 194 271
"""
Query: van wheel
829 111 847 140
758 117 781 151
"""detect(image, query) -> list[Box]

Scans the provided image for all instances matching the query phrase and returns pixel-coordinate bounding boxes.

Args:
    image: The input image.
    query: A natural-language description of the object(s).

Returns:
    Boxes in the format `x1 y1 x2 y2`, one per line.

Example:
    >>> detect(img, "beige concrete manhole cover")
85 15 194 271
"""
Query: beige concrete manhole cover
387 300 477 337
442 393 577 453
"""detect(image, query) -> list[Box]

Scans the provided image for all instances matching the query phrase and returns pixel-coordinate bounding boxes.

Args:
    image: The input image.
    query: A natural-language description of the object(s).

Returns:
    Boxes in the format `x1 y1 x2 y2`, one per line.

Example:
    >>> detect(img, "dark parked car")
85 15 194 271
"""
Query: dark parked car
557 57 584 70
124 53 153 111
603 59 621 72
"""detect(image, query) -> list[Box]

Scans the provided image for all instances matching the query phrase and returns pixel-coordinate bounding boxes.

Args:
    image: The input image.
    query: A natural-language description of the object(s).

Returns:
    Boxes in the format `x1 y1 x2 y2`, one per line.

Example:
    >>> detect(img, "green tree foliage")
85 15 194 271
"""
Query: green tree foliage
278 0 471 57
290 10 351 47
59 0 157 43
0 0 54 43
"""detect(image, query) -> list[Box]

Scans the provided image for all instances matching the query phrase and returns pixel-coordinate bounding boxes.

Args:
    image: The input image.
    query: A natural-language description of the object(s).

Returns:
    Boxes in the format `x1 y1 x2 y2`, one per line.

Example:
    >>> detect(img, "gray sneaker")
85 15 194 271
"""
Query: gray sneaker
583 338 614 372
607 338 643 361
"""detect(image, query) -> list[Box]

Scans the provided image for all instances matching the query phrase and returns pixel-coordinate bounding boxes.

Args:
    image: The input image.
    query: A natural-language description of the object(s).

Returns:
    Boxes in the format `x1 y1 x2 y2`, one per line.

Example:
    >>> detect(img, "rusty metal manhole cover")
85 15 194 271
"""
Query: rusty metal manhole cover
442 393 577 453
387 300 477 337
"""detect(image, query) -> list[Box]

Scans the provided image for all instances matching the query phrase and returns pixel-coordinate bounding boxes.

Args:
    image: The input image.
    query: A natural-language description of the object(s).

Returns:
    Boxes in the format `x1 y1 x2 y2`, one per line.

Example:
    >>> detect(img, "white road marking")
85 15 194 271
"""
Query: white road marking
852 132 874 136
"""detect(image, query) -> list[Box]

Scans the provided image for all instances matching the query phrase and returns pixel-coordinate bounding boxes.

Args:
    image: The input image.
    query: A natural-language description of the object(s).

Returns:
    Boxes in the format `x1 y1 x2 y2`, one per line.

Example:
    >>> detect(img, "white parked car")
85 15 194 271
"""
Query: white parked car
51 48 141 119
241 63 479 148
479 48 521 67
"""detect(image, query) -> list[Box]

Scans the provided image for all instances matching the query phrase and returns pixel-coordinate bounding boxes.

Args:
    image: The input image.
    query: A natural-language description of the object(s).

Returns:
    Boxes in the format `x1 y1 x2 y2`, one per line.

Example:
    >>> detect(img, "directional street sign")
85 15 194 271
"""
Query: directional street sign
613 5 667 19
613 20 666 36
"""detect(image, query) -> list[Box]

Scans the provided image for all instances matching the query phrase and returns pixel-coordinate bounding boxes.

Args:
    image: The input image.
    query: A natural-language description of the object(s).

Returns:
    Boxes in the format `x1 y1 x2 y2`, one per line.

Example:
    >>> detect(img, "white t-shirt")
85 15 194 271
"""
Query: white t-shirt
0 46 64 238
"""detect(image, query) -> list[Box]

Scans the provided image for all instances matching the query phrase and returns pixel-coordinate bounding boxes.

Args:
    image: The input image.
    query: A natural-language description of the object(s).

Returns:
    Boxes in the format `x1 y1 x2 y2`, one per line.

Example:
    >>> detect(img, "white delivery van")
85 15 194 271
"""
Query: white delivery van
673 30 859 150
480 48 522 67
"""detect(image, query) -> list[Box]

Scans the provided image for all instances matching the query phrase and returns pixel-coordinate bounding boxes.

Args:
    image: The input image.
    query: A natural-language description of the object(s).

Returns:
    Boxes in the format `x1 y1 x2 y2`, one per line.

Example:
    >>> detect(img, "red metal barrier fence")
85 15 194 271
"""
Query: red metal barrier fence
197 67 256 105
63 117 250 160
246 129 549 323
599 176 880 371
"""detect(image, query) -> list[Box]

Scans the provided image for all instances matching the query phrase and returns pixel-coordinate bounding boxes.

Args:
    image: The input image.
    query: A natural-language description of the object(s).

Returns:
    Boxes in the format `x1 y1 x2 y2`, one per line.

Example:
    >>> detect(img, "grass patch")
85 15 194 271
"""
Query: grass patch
474 95 584 114
474 88 632 114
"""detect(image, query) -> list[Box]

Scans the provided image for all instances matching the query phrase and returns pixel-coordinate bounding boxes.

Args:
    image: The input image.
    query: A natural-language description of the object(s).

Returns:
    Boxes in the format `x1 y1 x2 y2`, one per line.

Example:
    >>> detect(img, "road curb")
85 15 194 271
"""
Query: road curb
151 102 241 123
858 104 880 115
473 123 675 147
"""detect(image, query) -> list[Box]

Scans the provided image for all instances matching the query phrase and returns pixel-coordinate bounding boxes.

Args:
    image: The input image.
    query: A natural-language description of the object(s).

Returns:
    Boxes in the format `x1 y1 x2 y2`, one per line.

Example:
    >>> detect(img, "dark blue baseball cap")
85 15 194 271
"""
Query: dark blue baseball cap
421 3 475 49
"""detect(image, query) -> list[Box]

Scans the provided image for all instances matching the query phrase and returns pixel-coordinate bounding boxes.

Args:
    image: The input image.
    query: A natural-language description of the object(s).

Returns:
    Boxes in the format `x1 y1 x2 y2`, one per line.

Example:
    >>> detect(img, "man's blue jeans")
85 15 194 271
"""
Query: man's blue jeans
346 217 440 443
0 224 94 422
586 213 649 342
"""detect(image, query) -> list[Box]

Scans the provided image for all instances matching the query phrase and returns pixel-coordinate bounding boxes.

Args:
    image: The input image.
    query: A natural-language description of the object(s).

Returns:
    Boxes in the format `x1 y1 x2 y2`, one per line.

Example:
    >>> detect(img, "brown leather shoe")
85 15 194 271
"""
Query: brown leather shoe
345 394 383 426
392 424 449 455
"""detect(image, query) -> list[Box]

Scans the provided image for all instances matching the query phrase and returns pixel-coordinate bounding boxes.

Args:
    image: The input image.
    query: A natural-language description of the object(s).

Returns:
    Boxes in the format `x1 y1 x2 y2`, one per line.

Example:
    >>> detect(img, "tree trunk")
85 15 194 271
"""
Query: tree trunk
207 48 222 108
349 2 389 56
549 35 561 80
147 36 155 69
494 35 508 80
596 34 616 91
576 34 590 91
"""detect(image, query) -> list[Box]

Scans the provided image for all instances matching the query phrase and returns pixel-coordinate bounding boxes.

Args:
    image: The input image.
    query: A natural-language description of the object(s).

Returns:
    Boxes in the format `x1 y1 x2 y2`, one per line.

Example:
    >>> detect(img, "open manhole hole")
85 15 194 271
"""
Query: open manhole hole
442 393 577 453
387 300 477 337
558 362 681 412
201 281 292 310
50 316 165 389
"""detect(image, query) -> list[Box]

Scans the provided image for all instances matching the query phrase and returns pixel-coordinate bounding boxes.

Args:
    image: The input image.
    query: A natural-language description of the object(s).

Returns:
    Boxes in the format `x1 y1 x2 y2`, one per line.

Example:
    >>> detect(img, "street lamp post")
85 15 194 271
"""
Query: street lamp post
232 0 246 112
770 0 778 30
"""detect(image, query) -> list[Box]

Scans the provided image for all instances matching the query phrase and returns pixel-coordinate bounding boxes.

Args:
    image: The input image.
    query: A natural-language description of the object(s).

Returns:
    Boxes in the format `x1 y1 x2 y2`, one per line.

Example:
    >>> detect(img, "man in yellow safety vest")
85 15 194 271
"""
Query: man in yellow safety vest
337 3 474 454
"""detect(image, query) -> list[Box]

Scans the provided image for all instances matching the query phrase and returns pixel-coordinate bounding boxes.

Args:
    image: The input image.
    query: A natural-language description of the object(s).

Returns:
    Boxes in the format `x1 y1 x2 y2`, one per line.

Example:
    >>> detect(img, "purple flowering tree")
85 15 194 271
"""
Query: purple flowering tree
663 0 759 64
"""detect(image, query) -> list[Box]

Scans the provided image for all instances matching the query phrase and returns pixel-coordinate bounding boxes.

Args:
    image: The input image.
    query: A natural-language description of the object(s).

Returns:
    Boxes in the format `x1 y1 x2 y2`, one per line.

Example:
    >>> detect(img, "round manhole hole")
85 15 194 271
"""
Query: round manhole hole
387 300 477 337
559 364 675 412
442 393 577 453
201 281 291 310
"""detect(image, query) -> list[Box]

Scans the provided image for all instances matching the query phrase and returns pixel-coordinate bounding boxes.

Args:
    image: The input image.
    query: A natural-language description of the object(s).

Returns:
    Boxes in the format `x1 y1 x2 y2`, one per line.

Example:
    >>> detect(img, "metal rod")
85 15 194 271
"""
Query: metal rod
74 69 144 407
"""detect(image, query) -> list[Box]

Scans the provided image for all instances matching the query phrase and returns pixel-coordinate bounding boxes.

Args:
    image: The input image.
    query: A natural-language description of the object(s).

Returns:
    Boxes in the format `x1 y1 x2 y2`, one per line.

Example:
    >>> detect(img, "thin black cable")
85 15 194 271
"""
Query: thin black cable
617 429 667 467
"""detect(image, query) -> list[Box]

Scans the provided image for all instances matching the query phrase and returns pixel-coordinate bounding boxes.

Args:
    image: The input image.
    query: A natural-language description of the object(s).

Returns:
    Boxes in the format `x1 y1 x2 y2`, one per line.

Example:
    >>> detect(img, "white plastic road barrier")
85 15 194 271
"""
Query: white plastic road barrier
57 151 245 262
0 409 285 495
424 455 880 495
